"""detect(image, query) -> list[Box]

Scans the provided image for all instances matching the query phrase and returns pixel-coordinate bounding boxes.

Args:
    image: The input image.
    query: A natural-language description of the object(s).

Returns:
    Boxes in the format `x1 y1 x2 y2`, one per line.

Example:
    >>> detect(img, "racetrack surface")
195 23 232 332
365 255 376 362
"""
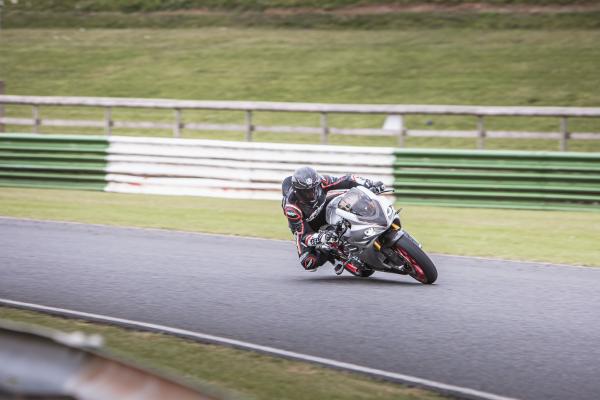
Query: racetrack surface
1 218 599 400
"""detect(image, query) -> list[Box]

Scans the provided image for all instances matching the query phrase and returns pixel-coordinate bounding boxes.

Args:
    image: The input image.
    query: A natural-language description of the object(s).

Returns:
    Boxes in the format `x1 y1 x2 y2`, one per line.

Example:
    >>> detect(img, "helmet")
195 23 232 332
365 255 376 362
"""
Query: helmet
291 166 325 207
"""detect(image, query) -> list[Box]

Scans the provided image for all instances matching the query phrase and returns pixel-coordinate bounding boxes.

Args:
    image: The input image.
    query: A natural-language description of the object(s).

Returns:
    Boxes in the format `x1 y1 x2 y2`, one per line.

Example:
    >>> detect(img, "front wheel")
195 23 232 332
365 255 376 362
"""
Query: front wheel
393 235 437 284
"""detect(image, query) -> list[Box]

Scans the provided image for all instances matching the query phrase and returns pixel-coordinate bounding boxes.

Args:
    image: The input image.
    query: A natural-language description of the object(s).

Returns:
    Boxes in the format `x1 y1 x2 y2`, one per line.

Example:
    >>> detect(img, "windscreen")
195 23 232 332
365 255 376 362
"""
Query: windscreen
337 188 387 225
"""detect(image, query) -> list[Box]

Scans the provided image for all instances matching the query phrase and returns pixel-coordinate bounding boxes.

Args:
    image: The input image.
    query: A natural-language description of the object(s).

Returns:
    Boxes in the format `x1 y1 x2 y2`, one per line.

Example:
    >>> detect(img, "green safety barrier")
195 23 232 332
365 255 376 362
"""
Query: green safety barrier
393 149 600 211
0 134 109 191
2 134 599 211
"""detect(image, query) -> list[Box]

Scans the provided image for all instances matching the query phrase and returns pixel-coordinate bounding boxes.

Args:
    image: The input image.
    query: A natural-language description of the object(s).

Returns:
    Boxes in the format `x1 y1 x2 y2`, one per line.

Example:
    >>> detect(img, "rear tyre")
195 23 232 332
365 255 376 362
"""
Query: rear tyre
394 235 437 284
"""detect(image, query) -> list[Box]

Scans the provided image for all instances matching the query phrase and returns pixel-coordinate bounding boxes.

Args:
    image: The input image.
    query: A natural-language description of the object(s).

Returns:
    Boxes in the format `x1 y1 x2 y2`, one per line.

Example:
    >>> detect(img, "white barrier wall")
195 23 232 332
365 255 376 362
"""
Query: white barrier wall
104 137 395 200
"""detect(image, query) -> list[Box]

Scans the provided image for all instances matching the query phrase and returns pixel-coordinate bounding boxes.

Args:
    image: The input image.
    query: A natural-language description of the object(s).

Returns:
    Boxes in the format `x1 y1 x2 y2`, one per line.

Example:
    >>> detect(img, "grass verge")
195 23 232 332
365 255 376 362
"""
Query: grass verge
0 306 445 400
1 187 598 266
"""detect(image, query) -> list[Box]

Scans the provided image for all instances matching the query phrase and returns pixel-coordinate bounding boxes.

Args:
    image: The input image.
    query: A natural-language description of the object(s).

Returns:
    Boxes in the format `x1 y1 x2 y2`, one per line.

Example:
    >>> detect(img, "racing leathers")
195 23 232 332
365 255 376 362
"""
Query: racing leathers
281 174 382 271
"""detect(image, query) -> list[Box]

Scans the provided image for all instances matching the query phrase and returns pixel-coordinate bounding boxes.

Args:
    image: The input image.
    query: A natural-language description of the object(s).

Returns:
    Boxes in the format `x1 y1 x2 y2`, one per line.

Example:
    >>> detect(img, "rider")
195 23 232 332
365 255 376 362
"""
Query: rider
281 166 386 273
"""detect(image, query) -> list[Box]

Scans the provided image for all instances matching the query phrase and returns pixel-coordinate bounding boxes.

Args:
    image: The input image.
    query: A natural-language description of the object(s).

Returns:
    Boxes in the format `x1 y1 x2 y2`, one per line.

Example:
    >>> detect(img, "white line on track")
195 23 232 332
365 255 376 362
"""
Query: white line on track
0 216 595 270
0 298 520 400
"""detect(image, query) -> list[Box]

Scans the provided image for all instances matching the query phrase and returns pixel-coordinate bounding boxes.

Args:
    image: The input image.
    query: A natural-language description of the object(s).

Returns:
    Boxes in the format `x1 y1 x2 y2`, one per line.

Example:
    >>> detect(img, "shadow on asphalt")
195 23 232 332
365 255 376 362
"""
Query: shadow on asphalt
298 275 421 286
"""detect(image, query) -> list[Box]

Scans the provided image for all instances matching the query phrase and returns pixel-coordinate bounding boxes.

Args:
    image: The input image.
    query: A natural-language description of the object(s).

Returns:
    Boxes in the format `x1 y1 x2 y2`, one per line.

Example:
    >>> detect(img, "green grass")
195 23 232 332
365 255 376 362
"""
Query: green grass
0 306 445 400
1 187 599 266
1 29 600 151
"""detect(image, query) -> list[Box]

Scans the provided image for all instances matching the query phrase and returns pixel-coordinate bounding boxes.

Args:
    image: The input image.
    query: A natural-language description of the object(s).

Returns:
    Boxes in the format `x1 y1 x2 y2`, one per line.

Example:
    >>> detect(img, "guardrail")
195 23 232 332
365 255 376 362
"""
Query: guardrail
1 95 600 151
1 133 598 210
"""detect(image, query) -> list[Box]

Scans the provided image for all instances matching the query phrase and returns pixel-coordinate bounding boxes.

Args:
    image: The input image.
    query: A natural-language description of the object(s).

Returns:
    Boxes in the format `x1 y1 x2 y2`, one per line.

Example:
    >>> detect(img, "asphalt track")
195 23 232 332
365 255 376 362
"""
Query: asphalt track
1 218 599 400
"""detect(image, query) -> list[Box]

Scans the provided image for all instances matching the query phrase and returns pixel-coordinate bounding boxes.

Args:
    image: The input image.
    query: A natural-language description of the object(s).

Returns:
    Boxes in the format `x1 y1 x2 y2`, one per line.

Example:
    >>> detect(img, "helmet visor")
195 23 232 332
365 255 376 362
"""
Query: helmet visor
296 185 322 205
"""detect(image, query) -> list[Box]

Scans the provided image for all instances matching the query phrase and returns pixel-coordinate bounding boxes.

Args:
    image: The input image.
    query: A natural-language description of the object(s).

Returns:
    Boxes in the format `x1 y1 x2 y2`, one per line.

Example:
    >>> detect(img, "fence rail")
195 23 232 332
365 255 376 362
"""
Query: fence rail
1 95 600 150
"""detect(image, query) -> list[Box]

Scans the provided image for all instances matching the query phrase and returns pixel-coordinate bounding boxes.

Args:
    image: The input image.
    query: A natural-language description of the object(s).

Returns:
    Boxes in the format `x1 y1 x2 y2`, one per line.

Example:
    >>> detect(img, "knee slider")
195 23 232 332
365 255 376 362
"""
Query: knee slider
300 253 318 270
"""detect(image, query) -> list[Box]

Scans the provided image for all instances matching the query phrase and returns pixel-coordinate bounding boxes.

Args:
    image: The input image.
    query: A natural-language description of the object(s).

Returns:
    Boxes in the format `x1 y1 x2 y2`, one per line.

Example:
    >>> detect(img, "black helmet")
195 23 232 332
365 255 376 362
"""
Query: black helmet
292 166 325 207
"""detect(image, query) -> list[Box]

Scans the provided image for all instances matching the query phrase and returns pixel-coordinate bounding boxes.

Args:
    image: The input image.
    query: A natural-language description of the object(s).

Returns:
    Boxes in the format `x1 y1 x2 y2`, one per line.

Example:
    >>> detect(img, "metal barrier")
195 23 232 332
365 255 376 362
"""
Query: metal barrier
0 133 598 210
1 95 600 151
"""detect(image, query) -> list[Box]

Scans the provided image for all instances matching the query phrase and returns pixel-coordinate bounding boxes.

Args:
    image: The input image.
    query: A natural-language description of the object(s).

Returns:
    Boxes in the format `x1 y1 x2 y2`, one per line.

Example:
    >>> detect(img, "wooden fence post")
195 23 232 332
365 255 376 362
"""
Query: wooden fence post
477 116 486 150
560 117 569 152
174 108 182 138
104 107 112 135
245 111 254 142
33 105 40 134
320 112 329 144
0 81 4 133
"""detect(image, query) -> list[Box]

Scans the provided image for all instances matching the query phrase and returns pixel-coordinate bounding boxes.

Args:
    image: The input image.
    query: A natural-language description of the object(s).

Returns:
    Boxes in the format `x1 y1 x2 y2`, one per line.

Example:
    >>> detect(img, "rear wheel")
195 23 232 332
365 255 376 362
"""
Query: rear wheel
394 235 437 284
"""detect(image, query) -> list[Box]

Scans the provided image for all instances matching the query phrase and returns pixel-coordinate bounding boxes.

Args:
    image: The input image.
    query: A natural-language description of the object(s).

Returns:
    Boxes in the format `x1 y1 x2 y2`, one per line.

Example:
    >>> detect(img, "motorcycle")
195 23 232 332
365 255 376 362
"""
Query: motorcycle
317 186 438 284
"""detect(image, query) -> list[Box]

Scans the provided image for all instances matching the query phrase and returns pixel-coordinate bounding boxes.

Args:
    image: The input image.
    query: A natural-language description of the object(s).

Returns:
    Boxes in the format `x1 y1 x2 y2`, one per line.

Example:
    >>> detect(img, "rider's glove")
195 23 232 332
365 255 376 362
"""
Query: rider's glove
365 179 386 194
308 231 338 247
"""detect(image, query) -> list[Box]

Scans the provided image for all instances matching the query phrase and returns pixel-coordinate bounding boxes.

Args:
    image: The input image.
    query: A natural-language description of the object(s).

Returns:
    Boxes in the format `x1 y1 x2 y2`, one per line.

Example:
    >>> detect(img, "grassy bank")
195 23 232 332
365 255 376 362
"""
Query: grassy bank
1 187 598 266
0 306 445 400
1 29 599 151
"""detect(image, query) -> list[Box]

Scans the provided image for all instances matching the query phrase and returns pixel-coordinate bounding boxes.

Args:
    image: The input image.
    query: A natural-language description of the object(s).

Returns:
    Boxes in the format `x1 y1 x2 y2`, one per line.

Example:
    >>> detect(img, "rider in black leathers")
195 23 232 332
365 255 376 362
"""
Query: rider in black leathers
281 166 385 272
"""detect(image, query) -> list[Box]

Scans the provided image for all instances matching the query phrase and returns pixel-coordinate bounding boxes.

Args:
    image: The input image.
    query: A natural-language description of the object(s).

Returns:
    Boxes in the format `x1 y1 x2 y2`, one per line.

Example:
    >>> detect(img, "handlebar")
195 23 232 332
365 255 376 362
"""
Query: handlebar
334 220 349 236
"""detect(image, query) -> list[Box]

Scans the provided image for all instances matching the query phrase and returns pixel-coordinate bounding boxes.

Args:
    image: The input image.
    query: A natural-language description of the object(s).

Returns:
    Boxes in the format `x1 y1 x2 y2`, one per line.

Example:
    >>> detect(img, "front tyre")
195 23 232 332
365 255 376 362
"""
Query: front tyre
394 235 438 284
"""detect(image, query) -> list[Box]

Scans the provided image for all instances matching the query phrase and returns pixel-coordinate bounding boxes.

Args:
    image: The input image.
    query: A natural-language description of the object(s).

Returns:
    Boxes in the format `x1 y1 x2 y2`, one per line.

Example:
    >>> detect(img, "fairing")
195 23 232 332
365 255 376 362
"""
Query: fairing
326 187 395 246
